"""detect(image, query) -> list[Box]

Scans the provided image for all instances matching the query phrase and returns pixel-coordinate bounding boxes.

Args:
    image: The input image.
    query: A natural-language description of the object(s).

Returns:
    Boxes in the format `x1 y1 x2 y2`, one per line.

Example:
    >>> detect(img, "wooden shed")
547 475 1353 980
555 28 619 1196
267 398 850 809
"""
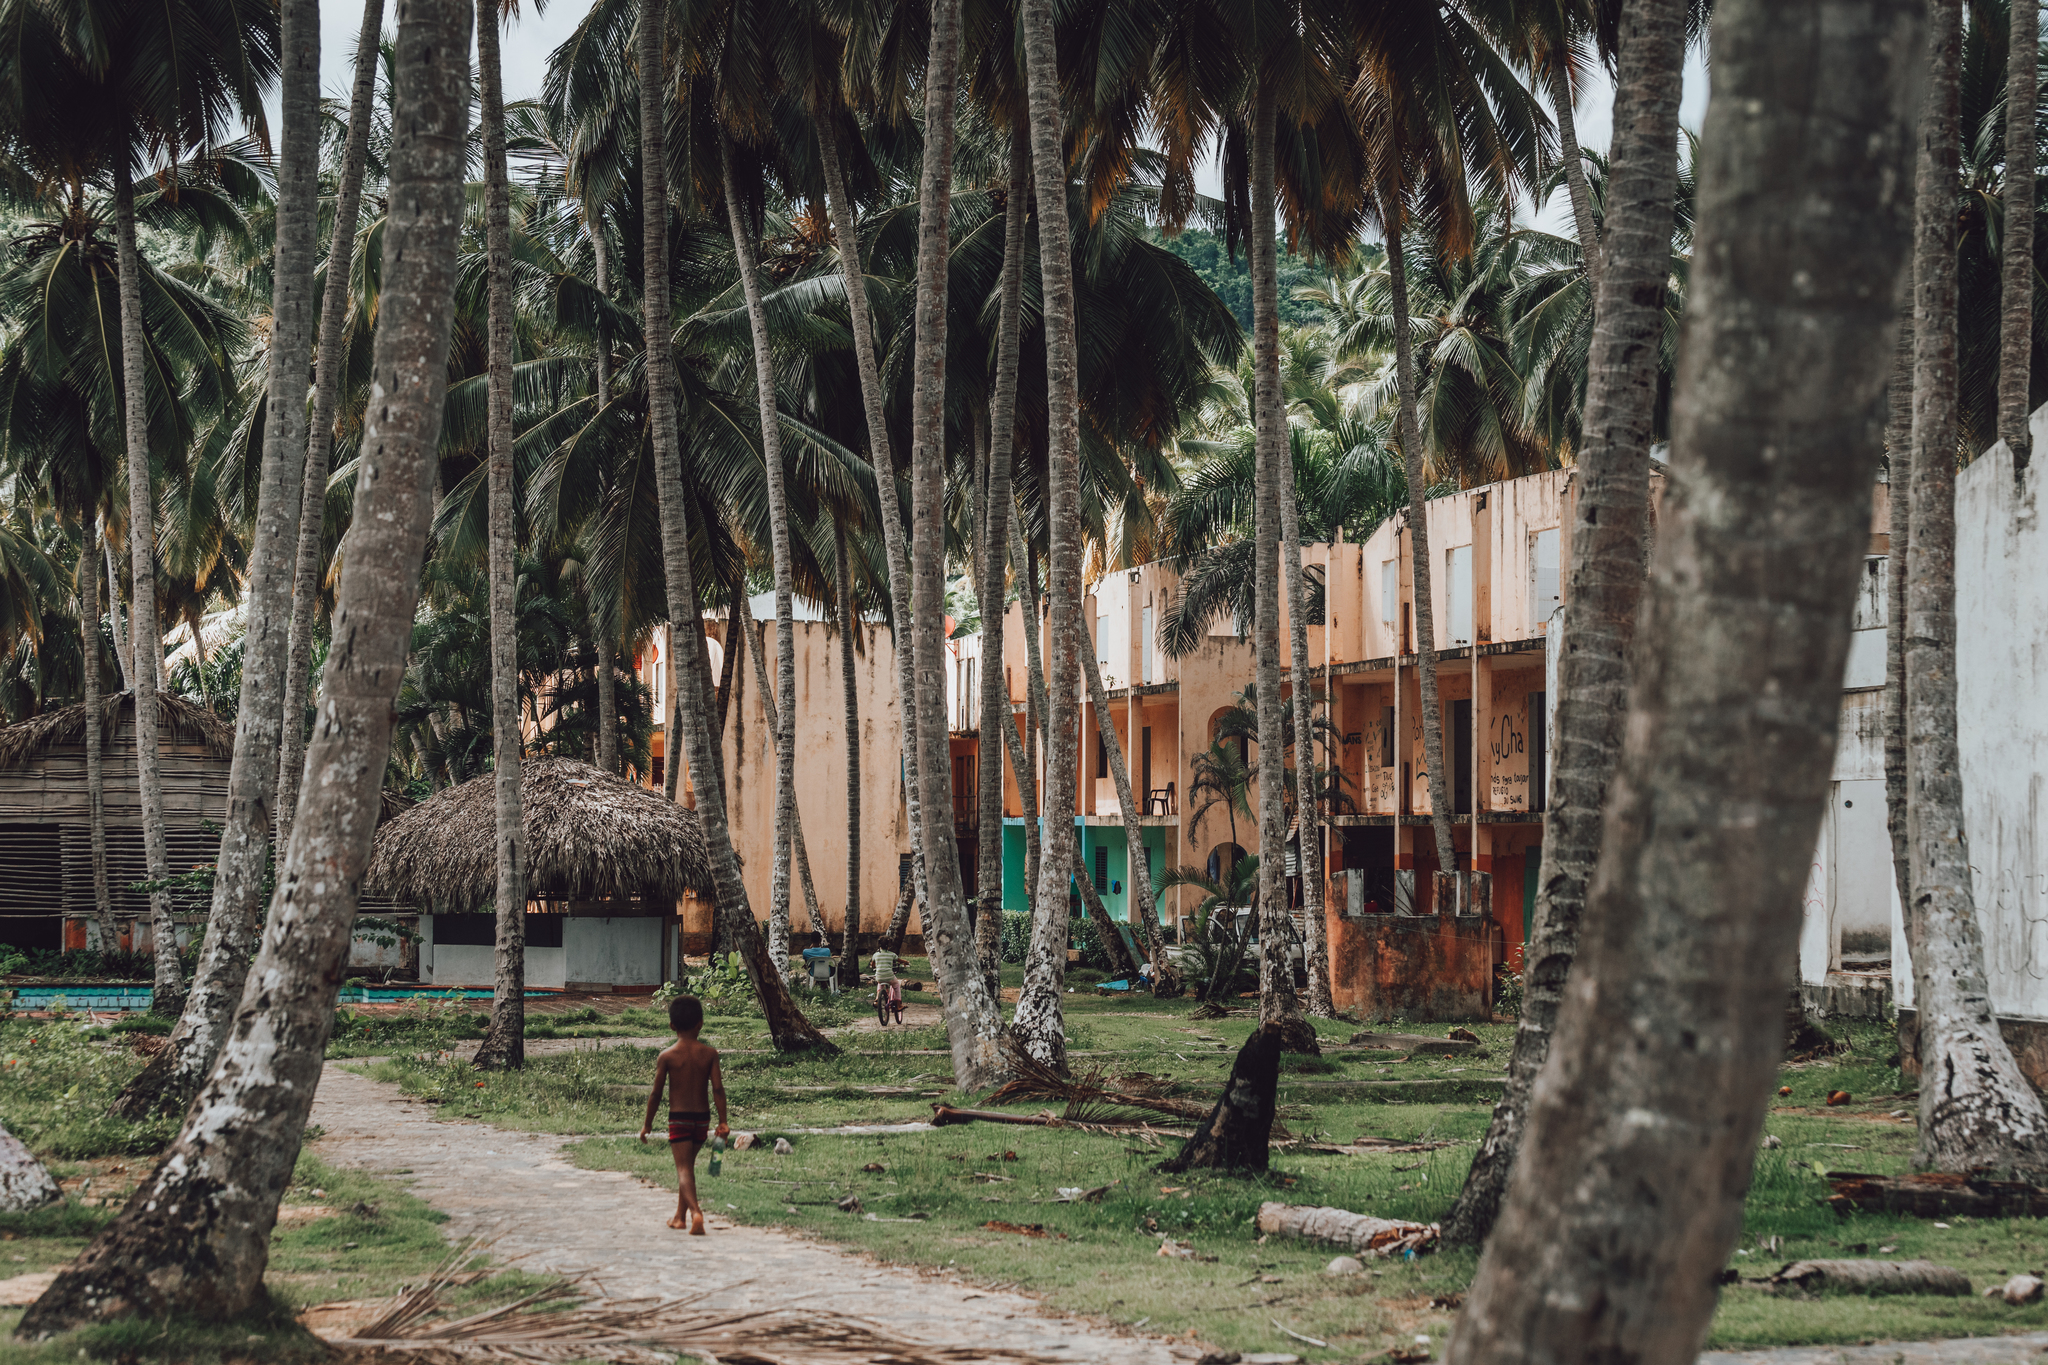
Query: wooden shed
0 692 233 950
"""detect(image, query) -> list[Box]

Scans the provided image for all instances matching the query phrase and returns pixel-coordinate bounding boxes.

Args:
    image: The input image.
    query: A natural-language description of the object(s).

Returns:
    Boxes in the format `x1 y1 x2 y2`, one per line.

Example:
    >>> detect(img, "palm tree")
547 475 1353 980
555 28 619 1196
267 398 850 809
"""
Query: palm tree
474 0 529 1073
1441 0 1693 1248
831 518 861 984
20 0 472 1328
974 123 1030 998
632 0 830 1053
1448 0 1930 1350
1904 0 2048 1175
1009 0 1087 1074
278 0 386 849
2003 0 2037 471
114 0 321 1114
912 0 1004 1085
0 166 248 1018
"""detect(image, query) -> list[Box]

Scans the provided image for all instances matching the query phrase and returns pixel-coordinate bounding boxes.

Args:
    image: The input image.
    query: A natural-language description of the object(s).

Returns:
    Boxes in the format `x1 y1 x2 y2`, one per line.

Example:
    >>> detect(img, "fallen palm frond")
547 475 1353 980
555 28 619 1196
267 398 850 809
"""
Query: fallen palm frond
1188 1002 1251 1020
928 1103 1194 1139
984 1037 1290 1137
313 1250 1075 1364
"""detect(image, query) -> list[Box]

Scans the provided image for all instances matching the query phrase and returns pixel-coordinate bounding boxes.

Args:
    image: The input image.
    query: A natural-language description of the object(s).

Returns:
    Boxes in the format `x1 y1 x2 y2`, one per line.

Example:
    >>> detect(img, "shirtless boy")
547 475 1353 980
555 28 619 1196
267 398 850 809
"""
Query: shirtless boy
638 995 729 1233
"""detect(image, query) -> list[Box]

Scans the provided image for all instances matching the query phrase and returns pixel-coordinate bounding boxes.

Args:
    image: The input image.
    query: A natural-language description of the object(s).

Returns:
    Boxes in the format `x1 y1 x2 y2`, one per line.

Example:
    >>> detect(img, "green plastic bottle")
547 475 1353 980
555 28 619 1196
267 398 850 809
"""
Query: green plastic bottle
707 1134 725 1177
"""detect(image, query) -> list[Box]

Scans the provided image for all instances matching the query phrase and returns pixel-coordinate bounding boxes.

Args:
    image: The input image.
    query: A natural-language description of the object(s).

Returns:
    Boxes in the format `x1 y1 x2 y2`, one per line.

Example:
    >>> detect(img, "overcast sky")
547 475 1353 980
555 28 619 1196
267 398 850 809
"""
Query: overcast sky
304 14 1710 240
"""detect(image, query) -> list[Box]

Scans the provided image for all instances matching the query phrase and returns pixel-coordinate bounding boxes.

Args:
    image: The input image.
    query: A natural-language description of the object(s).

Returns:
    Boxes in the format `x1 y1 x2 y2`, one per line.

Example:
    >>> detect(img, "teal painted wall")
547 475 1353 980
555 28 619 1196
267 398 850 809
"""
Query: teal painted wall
1000 820 1167 926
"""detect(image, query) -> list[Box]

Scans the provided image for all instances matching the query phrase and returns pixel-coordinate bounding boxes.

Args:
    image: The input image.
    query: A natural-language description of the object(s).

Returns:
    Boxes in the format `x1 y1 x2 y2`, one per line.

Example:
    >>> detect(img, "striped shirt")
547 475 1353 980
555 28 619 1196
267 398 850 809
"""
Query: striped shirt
871 949 900 984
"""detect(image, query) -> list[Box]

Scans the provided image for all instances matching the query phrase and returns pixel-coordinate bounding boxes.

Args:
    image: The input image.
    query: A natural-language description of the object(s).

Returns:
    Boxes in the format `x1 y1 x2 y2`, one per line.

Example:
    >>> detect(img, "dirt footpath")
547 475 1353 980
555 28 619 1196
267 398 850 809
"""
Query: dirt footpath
308 1063 1195 1363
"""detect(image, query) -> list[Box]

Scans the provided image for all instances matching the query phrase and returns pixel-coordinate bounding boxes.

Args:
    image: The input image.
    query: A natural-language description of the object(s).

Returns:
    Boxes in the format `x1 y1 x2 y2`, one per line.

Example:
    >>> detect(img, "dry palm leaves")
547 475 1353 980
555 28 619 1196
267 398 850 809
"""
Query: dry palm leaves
984 1039 1291 1139
314 1241 1071 1364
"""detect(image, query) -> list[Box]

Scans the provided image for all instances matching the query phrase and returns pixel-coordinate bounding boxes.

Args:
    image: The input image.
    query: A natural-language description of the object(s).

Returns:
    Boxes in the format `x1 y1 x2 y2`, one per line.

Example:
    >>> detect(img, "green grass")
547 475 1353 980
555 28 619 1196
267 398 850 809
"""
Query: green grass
364 1001 2048 1358
2 974 2037 1358
0 1150 470 1365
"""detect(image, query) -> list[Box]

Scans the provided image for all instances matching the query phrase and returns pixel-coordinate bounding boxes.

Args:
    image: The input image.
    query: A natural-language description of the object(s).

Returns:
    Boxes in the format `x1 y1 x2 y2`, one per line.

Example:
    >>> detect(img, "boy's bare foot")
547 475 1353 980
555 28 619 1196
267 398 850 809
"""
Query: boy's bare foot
667 1214 687 1230
690 1214 707 1236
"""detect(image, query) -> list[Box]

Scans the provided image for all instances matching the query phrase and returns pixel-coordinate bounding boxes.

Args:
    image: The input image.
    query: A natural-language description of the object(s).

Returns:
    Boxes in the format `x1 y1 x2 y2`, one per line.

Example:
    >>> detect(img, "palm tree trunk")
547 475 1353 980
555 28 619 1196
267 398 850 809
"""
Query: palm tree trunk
113 0 322 1117
1015 524 1045 904
1278 474 1332 1017
1012 0 1085 1071
741 594 825 940
1553 64 1601 296
104 540 132 691
636 0 829 1052
20 0 473 1324
2004 0 2038 473
1440 0 1687 1249
909 0 1005 1088
1247 84 1312 1053
968 424 1000 997
974 126 1030 1000
1885 284 1913 914
278 0 385 851
813 108 935 1011
1906 0 2048 1174
112 175 181 1019
833 519 861 985
1446 1 1927 1350
473 0 527 1072
594 627 618 773
1383 221 1455 880
1075 869 1142 983
83 525 115 951
1078 624 1170 988
720 136 800 984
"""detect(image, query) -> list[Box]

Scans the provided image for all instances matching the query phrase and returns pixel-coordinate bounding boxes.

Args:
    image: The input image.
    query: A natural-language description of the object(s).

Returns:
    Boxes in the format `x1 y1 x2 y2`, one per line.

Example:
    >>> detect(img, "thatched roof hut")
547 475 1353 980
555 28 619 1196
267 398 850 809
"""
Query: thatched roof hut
0 692 240 943
0 691 233 771
365 757 710 911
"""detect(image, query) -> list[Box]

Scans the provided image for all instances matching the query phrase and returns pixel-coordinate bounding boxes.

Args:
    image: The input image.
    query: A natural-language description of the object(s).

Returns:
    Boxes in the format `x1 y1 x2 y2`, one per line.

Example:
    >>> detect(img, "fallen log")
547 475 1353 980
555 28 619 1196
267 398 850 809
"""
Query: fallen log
1253 1202 1439 1258
1824 1171 2048 1219
1770 1259 1971 1296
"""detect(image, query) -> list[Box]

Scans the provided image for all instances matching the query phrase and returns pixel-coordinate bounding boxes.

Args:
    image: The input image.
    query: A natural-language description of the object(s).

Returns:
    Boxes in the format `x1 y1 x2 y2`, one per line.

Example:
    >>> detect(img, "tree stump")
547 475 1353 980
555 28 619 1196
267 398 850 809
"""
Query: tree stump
1160 1025 1280 1172
0 1123 59 1211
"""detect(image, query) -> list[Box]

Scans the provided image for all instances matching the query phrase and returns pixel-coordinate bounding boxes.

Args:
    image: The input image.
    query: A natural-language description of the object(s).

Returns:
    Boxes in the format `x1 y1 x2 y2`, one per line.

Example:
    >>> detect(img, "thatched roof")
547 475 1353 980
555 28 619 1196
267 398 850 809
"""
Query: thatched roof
0 691 235 770
364 757 710 911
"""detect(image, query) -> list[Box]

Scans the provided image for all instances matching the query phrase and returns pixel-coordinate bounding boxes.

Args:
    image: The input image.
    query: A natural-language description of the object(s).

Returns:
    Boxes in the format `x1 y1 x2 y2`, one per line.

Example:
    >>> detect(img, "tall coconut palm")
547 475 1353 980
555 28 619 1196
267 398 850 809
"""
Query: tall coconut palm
20 0 472 1327
1447 0 1927 1352
1905 0 2048 1175
813 90 938 1013
717 135 802 981
633 0 830 1053
1007 0 1088 1072
2003 0 2037 471
102 0 277 1019
112 0 321 1115
975 124 1030 996
474 0 529 1072
277 0 387 851
911 0 1004 1086
832 518 861 982
1440 0 1691 1247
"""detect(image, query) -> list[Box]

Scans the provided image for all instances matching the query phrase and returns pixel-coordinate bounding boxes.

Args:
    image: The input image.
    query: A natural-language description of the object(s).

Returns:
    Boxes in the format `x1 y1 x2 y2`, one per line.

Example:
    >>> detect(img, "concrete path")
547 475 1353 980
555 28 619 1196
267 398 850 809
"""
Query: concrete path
308 1063 1196 1363
1700 1335 2048 1364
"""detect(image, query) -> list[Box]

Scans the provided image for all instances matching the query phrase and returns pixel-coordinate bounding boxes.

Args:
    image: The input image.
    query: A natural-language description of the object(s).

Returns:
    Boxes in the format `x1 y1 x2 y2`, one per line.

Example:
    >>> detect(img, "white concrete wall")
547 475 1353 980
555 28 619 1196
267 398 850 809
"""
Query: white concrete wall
564 917 664 986
418 914 566 988
1945 436 2048 1019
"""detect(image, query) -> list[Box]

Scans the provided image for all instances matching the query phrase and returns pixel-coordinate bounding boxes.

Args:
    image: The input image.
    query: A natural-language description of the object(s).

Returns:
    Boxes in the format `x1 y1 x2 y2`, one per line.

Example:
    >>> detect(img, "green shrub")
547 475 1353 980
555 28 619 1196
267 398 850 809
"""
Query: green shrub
1069 916 1121 973
999 911 1031 964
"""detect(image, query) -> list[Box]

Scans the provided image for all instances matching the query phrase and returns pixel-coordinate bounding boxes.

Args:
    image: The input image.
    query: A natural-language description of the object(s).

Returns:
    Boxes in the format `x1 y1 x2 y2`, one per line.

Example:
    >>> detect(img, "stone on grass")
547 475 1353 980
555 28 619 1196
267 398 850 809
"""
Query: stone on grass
773 1137 793 1155
2002 1273 2045 1305
1325 1256 1364 1276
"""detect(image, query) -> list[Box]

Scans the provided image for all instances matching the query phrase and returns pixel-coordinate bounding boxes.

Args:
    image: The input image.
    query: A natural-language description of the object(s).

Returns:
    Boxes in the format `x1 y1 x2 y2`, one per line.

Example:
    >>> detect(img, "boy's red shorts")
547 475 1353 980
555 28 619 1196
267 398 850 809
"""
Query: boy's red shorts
668 1111 711 1145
